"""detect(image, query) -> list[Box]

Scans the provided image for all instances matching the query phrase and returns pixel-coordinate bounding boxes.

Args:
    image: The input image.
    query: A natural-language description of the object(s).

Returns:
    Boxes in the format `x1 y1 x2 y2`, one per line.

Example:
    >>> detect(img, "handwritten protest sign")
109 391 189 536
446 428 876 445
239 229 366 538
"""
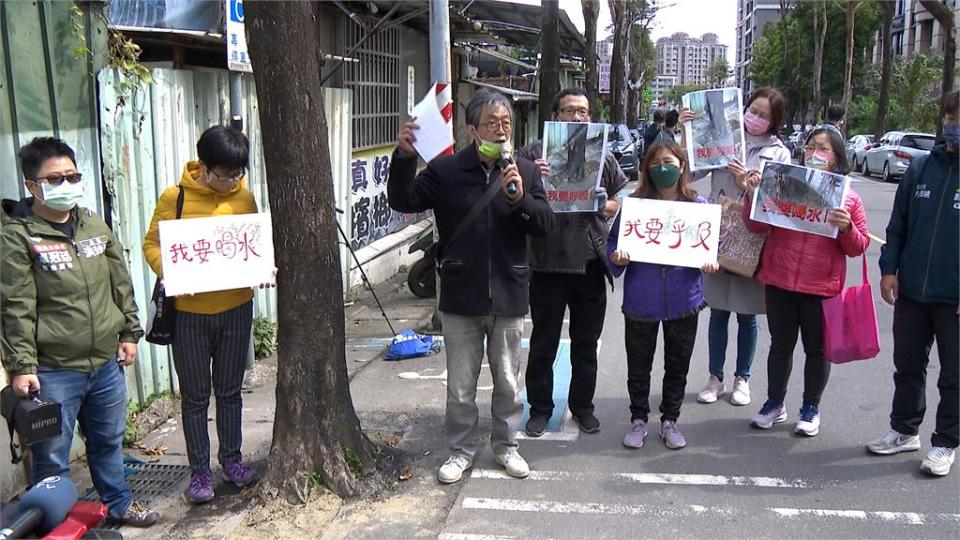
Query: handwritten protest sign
159 213 275 297
542 121 610 212
749 161 850 239
682 88 746 172
618 198 721 268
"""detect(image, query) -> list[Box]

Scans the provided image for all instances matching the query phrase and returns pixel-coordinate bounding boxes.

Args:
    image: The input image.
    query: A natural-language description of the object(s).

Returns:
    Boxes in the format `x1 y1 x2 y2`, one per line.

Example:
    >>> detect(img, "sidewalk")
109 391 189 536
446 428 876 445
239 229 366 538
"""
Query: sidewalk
100 273 459 539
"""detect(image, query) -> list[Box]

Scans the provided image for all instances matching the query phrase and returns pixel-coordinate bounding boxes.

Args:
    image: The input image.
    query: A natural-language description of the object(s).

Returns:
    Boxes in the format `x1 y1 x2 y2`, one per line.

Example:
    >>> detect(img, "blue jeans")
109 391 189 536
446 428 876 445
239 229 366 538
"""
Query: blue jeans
32 362 132 519
707 309 759 380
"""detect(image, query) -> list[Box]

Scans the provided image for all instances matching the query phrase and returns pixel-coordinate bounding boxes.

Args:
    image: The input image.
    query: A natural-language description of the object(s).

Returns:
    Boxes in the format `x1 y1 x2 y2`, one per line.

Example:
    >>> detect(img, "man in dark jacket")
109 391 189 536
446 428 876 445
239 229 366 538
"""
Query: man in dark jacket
868 91 959 477
389 89 554 484
517 88 628 436
1 137 159 526
642 109 667 156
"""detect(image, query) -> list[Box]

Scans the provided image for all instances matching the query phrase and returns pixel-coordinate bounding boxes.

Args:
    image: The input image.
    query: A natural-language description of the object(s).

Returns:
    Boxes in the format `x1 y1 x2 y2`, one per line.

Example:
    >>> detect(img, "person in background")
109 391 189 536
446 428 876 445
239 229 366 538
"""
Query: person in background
664 110 680 142
2 137 159 527
389 89 554 484
743 126 869 436
679 87 792 407
825 104 845 132
144 126 269 505
867 91 959 477
607 139 720 451
643 109 667 155
518 88 628 437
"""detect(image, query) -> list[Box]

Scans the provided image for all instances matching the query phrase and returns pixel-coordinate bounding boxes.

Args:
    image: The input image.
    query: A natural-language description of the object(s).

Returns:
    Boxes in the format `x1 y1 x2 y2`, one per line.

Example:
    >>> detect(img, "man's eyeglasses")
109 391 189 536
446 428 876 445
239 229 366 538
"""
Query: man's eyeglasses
210 169 246 184
33 173 83 186
560 107 590 117
482 120 512 132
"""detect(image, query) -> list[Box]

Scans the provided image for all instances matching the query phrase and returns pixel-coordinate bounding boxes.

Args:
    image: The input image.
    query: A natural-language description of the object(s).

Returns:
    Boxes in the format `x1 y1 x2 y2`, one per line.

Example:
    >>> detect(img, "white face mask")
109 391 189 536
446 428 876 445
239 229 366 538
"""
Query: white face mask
40 180 85 212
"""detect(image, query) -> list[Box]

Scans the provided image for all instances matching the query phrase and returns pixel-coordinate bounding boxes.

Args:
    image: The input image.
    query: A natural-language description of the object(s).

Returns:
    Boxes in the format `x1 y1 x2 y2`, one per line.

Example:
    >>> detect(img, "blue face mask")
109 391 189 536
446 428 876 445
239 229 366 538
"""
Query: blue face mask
944 123 960 149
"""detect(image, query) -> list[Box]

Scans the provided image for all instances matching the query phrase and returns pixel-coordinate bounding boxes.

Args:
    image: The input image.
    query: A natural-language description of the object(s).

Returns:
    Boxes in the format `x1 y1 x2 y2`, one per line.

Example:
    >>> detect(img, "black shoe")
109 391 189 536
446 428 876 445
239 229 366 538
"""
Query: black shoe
573 413 601 434
111 501 160 528
525 414 549 437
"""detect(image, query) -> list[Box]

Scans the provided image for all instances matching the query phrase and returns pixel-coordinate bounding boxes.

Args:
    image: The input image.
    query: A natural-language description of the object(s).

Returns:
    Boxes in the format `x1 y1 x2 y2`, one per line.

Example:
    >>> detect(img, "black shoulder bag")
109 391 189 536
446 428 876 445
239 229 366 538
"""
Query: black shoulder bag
437 170 506 263
145 187 185 345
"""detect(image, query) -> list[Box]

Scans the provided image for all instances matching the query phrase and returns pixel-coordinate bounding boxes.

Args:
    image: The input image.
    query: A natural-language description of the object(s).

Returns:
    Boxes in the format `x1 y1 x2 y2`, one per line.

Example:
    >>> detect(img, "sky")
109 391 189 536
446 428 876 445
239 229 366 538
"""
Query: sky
510 0 738 66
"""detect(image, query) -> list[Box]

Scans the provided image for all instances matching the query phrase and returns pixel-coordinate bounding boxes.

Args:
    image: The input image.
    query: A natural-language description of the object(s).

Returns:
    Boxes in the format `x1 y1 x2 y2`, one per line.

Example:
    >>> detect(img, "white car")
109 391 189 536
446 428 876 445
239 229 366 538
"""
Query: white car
846 134 875 172
863 131 935 182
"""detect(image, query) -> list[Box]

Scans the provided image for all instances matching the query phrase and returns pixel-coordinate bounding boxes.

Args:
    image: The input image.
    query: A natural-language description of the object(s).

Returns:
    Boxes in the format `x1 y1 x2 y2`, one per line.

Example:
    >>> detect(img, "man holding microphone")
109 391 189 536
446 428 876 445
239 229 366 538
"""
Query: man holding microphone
389 89 554 484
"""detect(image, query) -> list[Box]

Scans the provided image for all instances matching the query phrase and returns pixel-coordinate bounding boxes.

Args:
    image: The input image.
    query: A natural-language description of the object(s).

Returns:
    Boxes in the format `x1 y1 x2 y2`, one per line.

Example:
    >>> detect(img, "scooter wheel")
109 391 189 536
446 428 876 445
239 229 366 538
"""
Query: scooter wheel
407 257 437 298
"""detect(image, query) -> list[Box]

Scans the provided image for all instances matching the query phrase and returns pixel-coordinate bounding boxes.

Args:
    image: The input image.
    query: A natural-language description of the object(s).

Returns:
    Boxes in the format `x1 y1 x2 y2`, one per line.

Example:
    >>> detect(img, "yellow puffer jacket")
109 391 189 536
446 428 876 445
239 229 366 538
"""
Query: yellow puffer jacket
143 161 258 314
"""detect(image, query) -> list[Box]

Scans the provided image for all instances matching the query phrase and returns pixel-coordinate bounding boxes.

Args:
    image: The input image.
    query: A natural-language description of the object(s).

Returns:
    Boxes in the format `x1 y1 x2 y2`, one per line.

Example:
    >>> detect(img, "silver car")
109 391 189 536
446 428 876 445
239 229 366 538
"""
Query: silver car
846 134 874 172
864 131 935 182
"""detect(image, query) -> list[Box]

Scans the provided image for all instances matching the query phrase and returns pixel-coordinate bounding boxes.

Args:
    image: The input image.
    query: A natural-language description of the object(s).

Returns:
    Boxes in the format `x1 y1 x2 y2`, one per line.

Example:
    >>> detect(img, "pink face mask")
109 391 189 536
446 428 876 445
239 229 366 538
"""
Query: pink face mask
743 111 770 136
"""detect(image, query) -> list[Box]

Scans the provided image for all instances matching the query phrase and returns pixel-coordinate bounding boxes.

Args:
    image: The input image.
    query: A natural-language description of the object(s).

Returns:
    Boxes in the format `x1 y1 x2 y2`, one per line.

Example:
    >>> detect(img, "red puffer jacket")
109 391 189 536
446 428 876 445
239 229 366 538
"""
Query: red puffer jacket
742 189 870 297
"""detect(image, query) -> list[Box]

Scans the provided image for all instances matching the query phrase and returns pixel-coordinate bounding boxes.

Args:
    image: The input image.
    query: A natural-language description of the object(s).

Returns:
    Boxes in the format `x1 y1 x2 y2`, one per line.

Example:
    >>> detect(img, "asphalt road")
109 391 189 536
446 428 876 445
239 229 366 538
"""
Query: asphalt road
437 171 960 539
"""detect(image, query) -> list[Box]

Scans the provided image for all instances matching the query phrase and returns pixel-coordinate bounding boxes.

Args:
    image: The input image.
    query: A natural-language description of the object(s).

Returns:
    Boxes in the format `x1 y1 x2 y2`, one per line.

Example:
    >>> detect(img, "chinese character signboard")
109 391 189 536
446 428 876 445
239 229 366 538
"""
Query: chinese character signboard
226 0 251 72
682 88 746 172
749 161 850 239
350 147 421 249
542 121 610 213
159 213 275 296
618 198 721 269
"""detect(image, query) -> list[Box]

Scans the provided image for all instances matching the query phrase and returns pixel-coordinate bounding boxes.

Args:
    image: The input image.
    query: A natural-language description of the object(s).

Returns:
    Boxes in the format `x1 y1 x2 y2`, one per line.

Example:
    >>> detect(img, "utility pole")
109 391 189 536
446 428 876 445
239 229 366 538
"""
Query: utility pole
428 0 451 331
229 73 243 131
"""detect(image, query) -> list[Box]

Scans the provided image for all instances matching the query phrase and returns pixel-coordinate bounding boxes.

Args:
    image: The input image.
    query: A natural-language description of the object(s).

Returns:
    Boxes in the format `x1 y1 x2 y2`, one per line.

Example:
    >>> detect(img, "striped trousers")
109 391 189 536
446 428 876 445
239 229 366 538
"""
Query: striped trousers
172 301 253 474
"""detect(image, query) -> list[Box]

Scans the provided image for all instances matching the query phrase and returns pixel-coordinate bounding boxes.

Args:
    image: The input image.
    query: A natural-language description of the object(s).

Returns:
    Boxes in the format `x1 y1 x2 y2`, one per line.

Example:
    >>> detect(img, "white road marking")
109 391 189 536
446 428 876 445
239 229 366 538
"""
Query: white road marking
470 469 806 488
461 497 735 517
766 507 960 526
515 410 580 442
438 535 518 540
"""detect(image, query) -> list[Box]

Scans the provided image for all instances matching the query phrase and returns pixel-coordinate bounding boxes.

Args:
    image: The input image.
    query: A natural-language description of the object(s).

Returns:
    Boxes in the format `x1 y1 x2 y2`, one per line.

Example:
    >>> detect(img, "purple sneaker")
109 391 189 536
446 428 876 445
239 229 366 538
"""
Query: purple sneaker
751 399 788 429
184 471 214 504
623 419 648 449
660 420 687 449
222 461 259 488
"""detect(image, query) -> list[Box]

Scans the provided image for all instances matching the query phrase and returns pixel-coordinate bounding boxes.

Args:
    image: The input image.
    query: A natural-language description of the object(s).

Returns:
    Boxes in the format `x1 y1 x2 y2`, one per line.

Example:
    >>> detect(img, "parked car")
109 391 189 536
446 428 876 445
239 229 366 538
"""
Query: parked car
845 134 875 172
863 131 935 182
610 124 639 181
788 131 807 160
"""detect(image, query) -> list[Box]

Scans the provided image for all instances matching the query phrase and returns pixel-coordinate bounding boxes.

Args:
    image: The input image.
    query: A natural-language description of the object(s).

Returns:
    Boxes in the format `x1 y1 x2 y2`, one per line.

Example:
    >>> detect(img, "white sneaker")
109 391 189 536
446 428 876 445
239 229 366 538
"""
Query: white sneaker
697 375 725 404
494 449 530 479
920 447 956 477
794 406 821 437
865 429 921 455
730 376 751 406
437 454 473 484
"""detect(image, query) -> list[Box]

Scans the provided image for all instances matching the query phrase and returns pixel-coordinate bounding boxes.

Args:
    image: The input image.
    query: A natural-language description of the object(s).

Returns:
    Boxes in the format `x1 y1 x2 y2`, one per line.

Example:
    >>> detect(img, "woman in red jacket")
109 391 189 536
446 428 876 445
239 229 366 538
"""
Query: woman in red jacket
742 125 870 436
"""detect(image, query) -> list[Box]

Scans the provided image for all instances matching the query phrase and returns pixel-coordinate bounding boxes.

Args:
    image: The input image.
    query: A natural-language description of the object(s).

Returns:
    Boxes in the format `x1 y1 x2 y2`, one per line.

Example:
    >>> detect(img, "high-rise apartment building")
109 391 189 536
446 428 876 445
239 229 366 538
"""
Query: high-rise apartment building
655 32 728 88
871 0 960 63
735 0 782 95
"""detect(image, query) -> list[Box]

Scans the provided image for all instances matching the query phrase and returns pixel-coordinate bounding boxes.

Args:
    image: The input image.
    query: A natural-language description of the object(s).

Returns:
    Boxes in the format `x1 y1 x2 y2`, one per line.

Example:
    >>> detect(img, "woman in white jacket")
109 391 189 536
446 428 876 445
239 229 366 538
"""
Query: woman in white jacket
681 87 792 406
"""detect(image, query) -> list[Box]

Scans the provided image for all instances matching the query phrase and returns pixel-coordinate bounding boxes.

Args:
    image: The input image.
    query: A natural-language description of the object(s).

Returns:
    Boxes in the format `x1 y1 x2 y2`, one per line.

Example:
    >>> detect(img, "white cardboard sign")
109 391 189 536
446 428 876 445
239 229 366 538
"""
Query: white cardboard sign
159 213 275 297
618 198 721 269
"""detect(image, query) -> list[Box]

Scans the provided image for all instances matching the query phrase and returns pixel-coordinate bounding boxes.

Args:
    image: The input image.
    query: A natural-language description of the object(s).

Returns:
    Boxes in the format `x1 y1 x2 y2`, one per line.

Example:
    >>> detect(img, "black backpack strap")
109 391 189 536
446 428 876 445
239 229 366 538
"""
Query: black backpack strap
439 171 504 259
176 186 185 219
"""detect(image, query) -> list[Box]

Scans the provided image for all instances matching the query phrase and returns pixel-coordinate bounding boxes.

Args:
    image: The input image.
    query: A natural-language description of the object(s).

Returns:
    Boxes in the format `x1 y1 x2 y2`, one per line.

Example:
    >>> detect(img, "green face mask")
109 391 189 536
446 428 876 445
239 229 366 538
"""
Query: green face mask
476 138 511 159
649 163 682 189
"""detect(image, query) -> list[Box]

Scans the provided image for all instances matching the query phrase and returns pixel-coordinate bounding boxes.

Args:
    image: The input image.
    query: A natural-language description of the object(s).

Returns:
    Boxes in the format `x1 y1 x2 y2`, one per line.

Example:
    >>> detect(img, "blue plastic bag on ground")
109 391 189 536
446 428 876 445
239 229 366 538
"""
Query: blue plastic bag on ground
385 330 442 361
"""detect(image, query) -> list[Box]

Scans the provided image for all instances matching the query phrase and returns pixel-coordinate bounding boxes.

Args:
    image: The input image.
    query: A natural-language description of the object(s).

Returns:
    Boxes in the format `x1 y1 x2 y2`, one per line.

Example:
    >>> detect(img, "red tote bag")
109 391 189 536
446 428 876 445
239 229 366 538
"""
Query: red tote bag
822 255 881 364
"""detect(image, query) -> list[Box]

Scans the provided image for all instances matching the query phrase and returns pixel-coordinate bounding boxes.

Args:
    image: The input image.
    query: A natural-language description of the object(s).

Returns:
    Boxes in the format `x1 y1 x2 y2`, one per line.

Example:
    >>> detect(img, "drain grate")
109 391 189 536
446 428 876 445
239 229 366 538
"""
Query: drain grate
81 462 191 508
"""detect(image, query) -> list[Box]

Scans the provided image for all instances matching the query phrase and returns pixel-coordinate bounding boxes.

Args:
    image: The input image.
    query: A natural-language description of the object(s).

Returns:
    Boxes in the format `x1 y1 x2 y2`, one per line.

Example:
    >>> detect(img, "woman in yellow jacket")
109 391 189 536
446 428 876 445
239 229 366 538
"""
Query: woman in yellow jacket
144 126 259 504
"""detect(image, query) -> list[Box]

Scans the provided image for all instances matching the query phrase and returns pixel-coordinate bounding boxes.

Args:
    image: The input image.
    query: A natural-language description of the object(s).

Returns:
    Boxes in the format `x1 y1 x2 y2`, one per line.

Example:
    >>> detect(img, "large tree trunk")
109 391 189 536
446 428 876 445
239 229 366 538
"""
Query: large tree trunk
812 0 828 123
841 1 862 136
627 24 642 126
920 0 956 138
538 0 561 136
875 0 894 138
582 0 600 115
779 0 791 88
608 0 630 124
245 1 379 500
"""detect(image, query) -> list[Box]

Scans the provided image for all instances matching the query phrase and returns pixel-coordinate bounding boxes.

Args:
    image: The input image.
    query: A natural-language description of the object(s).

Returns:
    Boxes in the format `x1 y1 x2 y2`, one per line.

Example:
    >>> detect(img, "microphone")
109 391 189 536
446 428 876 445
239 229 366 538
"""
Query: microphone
500 145 517 195
0 475 78 539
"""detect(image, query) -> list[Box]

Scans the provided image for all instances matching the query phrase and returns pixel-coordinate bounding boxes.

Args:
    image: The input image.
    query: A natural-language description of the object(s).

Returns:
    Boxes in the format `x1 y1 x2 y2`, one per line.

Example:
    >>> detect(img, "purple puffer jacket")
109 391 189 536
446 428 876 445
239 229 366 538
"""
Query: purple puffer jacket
606 197 707 322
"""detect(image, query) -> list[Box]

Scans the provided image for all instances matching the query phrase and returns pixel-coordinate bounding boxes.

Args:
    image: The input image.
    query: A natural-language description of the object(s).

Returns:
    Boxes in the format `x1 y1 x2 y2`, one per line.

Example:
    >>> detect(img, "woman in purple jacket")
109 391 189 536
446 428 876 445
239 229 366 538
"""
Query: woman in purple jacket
608 140 719 450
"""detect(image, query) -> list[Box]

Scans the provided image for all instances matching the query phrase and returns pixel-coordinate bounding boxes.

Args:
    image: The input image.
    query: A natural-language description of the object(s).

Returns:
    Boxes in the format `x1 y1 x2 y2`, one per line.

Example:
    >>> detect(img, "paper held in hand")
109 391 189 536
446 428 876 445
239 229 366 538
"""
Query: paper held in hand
542 121 610 213
410 83 455 163
749 161 850 239
159 213 276 297
682 88 746 172
618 198 721 269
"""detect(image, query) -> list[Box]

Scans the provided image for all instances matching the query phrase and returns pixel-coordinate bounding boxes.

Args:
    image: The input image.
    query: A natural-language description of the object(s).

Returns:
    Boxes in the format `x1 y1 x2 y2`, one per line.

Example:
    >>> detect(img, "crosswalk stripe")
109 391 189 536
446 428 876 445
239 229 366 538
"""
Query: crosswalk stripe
470 469 807 488
438 534 518 540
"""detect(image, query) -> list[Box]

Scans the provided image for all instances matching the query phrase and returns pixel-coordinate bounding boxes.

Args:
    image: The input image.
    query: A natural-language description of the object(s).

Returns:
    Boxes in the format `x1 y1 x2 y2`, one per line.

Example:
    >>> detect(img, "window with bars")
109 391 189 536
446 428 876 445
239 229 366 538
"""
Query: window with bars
339 20 402 151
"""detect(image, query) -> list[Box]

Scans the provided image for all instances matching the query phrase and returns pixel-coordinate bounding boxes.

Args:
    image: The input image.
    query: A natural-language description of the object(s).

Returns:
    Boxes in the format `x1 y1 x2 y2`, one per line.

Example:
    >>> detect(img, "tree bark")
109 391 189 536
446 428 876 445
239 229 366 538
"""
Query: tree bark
779 0 791 88
627 24 642 126
875 0 893 138
812 0 828 123
245 0 378 501
920 0 956 138
841 1 863 136
538 0 561 136
608 0 630 124
582 0 600 115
